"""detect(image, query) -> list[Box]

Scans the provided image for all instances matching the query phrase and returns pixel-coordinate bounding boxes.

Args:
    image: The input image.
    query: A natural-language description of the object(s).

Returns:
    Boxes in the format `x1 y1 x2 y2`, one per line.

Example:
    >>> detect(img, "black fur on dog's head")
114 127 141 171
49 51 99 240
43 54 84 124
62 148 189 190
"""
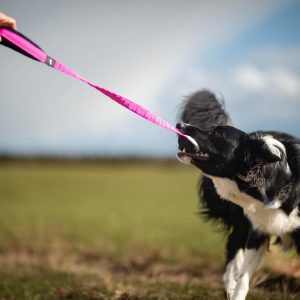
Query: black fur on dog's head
177 122 293 206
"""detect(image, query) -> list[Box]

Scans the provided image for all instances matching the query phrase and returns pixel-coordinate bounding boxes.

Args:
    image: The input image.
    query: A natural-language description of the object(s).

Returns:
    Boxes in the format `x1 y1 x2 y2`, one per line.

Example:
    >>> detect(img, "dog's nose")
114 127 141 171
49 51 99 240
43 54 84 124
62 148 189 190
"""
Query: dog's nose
176 122 185 130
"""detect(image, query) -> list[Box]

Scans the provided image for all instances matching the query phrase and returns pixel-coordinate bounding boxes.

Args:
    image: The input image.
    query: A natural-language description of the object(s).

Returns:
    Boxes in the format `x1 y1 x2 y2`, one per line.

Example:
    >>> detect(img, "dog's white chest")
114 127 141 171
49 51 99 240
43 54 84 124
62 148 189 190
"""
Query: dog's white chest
245 205 300 235
211 176 300 235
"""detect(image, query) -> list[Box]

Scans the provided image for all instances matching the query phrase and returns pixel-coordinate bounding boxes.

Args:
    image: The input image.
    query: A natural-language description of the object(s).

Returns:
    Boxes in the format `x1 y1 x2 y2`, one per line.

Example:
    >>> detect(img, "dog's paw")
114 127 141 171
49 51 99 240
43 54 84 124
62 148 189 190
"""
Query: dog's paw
226 291 234 300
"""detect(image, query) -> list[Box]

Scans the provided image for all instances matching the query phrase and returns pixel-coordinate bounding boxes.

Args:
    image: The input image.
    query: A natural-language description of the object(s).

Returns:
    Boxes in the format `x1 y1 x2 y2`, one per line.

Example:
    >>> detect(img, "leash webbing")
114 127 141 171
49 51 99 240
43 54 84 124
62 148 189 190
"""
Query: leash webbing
0 27 199 148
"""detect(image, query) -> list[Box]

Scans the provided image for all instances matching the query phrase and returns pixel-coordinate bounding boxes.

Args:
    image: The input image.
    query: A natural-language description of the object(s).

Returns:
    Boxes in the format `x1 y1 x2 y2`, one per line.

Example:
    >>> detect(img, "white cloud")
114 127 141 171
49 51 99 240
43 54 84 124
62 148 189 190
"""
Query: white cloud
233 65 267 92
270 69 300 98
233 65 300 100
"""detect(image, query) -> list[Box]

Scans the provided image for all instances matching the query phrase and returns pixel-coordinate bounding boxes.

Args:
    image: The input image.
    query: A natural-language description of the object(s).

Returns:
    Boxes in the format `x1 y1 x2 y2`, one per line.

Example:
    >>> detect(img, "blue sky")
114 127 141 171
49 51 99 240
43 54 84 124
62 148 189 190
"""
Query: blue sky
198 1 300 69
0 1 299 157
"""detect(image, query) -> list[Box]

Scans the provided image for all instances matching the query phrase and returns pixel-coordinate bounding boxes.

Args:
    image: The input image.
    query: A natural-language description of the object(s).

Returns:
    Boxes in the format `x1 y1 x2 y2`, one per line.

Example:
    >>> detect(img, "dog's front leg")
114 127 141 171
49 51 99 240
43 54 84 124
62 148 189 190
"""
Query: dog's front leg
224 248 244 299
223 224 250 299
232 230 267 300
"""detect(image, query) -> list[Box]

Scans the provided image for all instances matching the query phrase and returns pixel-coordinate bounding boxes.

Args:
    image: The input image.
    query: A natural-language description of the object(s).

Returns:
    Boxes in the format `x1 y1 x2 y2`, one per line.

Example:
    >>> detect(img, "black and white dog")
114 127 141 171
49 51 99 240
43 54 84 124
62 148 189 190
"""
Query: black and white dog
177 90 300 300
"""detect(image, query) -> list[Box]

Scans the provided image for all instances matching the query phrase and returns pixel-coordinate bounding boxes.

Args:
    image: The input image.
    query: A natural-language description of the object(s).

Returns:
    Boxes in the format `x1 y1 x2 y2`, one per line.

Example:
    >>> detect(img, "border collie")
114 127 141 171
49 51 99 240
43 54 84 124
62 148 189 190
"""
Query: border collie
177 90 300 300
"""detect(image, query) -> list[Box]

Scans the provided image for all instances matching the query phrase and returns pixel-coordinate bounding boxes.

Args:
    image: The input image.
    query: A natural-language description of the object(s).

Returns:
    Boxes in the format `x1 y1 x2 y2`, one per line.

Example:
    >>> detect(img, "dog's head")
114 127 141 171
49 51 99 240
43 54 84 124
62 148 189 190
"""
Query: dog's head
177 123 292 206
177 122 262 177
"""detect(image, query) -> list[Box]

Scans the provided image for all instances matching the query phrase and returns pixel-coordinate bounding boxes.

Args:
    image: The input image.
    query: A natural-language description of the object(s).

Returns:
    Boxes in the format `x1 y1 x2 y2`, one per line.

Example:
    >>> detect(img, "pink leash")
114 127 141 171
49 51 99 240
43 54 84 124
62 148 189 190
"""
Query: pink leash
0 27 199 150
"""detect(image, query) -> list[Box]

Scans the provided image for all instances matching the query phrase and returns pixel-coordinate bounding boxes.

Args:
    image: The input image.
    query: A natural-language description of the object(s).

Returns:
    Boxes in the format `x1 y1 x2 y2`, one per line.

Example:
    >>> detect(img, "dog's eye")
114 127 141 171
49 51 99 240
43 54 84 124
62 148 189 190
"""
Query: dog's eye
210 131 221 138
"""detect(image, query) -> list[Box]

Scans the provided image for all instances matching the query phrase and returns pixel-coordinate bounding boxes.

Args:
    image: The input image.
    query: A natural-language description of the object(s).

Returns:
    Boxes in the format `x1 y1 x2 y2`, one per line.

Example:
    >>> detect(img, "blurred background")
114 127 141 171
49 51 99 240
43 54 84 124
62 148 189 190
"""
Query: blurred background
0 1 299 299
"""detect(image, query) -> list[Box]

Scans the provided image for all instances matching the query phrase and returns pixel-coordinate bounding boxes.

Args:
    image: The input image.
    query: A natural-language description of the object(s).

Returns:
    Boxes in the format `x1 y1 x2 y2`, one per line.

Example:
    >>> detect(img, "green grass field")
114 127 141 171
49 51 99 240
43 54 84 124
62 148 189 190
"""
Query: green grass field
0 160 299 299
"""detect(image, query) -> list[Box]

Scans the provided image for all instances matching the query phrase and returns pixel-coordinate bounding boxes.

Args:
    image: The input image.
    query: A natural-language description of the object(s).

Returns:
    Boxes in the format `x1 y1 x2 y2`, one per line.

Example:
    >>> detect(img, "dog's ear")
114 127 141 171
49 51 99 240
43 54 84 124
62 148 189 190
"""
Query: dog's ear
249 138 282 163
260 141 282 163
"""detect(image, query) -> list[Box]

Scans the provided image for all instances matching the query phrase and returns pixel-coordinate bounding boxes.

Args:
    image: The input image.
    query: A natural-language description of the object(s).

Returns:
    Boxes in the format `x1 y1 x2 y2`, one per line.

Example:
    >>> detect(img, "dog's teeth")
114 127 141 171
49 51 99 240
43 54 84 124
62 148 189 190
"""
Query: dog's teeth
199 152 209 158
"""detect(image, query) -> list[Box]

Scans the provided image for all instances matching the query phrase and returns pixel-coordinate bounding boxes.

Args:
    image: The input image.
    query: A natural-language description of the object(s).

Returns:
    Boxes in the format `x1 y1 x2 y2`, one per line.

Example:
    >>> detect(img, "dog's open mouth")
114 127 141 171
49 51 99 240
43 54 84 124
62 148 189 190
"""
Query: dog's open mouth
177 146 210 164
177 131 209 164
177 148 209 159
